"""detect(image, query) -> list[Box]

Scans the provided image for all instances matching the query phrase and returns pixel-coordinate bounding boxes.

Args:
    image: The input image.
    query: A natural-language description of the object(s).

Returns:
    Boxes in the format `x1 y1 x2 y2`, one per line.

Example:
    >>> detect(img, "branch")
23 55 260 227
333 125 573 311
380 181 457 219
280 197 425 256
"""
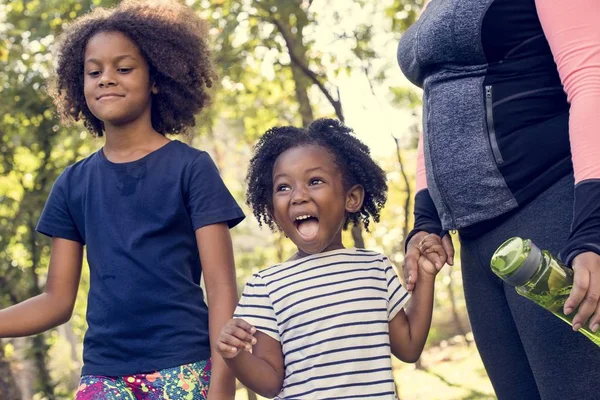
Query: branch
393 136 411 247
268 16 344 122
362 66 412 248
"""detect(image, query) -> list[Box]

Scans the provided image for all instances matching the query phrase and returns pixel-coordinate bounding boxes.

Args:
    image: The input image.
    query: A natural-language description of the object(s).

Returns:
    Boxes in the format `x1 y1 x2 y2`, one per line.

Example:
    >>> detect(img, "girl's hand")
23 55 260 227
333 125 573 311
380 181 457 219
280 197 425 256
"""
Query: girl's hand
564 251 600 332
216 318 257 359
417 253 441 278
417 234 448 278
418 233 454 270
403 232 454 291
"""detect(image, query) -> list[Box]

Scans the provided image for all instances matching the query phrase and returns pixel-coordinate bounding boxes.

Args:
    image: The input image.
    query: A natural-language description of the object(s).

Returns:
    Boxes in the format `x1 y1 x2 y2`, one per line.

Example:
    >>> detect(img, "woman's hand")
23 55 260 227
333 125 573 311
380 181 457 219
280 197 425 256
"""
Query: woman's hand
564 251 600 332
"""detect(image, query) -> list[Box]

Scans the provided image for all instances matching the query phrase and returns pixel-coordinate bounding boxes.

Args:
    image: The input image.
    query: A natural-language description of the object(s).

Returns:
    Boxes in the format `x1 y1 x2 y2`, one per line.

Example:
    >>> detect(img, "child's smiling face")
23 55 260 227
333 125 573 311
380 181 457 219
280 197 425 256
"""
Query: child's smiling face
271 144 364 257
83 31 156 129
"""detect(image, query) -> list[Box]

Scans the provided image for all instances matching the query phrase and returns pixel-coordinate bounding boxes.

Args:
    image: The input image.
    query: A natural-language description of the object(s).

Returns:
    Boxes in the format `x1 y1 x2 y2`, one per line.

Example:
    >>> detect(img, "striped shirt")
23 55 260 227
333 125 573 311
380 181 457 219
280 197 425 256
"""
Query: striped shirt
234 248 410 399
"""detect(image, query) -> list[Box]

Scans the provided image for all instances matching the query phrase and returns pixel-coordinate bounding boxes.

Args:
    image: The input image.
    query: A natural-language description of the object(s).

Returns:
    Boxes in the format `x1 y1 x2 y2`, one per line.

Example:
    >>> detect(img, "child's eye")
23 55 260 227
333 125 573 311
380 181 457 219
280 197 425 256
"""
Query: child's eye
87 71 101 77
117 68 133 74
276 184 291 192
309 178 324 185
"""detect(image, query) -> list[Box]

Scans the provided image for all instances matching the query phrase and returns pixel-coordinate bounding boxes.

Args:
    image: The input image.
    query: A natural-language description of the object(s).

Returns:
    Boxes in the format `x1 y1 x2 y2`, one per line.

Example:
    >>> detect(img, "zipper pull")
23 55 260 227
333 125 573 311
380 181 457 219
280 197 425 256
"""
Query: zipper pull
486 85 492 98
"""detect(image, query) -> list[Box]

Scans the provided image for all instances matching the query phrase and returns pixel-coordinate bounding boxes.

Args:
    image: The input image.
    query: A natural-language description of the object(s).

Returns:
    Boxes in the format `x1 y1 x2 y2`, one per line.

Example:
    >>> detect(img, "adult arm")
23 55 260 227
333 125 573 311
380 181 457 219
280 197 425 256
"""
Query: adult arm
403 131 454 290
536 0 600 332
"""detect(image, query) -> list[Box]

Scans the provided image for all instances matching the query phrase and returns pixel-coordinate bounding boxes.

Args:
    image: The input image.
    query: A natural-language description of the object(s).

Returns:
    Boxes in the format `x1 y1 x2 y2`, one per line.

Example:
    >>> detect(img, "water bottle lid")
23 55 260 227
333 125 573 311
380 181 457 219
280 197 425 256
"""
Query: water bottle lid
490 237 542 286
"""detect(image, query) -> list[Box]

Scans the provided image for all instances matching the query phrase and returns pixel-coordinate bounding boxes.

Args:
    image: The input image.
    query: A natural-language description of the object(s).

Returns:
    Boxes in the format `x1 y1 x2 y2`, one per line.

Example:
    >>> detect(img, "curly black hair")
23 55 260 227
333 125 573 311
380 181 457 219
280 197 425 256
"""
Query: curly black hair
247 118 388 232
50 0 215 136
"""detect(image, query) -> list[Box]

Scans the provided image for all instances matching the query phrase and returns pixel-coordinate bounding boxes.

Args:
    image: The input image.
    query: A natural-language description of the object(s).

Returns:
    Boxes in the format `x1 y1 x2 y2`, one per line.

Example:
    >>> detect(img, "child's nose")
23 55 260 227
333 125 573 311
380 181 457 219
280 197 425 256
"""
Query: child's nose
98 73 117 88
291 187 309 205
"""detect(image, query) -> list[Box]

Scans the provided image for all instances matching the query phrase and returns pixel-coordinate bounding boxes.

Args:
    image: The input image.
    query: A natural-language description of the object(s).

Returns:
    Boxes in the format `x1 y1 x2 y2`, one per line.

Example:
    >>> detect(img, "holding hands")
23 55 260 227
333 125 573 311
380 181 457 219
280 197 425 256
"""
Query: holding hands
403 231 454 291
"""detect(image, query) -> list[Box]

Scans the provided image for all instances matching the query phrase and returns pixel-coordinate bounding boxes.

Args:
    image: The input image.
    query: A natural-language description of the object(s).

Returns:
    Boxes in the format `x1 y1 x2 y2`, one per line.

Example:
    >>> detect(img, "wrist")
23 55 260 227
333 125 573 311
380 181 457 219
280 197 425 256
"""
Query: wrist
417 270 437 283
207 383 236 398
408 230 429 246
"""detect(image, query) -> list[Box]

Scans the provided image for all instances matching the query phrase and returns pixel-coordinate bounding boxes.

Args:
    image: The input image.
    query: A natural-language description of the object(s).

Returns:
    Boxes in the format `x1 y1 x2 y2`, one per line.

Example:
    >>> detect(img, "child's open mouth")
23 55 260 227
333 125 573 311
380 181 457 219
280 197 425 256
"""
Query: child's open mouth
294 214 319 241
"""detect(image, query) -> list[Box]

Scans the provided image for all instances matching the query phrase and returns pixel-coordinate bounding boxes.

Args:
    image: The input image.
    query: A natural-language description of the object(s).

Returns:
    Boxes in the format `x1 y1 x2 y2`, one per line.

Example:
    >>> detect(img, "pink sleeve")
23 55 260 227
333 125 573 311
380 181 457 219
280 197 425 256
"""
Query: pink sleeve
416 129 428 192
536 0 600 183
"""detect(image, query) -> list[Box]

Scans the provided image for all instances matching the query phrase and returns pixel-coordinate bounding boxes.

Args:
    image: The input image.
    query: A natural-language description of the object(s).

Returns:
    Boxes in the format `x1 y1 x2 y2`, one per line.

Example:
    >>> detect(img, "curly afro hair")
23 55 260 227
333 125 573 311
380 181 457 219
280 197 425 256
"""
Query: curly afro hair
50 0 215 136
247 118 388 232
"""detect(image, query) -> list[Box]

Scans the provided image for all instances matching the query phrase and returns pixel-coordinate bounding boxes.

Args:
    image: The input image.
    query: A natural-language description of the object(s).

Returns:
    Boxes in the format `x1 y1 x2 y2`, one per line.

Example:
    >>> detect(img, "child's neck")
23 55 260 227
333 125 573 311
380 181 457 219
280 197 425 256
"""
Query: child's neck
290 241 346 261
103 119 169 163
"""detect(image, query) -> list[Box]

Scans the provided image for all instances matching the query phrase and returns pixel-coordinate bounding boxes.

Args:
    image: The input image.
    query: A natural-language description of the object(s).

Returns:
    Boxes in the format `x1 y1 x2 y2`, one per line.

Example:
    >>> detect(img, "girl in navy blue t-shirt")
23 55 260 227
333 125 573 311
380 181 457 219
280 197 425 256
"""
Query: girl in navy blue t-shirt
0 1 244 398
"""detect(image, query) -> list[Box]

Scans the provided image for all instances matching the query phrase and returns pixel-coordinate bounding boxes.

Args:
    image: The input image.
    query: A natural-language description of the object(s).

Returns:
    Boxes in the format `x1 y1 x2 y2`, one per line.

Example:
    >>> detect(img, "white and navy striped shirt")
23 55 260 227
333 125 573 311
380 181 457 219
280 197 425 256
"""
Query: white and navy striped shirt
234 248 410 399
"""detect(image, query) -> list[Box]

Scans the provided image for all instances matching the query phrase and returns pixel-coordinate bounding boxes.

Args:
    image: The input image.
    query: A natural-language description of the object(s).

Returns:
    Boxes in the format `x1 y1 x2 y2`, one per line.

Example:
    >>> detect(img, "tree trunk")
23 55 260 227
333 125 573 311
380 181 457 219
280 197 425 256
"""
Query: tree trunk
271 1 314 127
29 335 55 399
11 338 36 400
27 218 55 399
393 137 411 247
290 64 314 128
447 269 471 345
58 322 82 390
0 344 21 400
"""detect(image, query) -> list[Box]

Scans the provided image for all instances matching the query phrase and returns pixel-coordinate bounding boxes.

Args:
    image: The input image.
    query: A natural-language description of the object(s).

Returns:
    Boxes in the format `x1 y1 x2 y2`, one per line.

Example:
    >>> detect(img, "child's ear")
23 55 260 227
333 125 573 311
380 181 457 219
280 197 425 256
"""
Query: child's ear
345 184 365 213
151 82 158 94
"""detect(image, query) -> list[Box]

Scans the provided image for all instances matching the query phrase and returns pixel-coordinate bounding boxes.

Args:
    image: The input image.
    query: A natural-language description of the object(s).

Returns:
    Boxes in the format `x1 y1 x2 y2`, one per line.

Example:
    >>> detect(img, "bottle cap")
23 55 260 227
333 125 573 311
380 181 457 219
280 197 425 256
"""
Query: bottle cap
490 237 542 286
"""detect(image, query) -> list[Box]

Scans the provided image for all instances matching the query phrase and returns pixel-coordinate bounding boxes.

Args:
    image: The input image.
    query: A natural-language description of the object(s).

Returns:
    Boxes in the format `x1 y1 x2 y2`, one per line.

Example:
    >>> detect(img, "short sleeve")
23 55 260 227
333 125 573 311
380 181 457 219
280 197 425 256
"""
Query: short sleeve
186 152 245 230
234 274 280 342
36 169 84 243
383 257 410 321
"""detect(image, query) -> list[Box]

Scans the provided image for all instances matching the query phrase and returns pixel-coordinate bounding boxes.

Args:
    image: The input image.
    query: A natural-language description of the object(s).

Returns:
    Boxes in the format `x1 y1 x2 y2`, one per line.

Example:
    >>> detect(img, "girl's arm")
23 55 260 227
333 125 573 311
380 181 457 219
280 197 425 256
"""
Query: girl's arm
389 255 438 362
0 237 83 337
196 223 239 399
217 319 284 398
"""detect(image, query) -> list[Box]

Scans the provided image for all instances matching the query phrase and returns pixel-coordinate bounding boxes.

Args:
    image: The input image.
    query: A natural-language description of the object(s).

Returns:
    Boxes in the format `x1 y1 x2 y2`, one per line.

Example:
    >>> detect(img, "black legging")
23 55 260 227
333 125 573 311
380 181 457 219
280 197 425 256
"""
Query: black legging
460 174 600 400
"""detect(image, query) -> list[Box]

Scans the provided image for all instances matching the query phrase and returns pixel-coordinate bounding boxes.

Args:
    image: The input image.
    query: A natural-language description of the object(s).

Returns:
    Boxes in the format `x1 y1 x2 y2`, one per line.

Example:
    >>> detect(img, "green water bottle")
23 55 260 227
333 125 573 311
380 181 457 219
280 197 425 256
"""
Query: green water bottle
490 237 600 347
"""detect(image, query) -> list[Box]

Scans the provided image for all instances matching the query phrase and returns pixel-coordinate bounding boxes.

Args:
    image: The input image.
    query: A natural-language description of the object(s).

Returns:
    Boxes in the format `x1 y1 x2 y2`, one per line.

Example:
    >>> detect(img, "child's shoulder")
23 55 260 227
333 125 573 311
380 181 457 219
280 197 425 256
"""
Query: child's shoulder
353 247 387 258
170 140 204 155
168 140 214 166
56 150 102 182
350 248 394 267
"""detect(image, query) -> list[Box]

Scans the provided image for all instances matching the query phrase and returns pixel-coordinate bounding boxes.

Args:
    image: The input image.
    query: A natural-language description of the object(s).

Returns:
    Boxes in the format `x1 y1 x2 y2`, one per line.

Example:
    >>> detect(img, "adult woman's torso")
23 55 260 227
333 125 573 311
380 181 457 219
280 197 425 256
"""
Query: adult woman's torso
397 0 571 232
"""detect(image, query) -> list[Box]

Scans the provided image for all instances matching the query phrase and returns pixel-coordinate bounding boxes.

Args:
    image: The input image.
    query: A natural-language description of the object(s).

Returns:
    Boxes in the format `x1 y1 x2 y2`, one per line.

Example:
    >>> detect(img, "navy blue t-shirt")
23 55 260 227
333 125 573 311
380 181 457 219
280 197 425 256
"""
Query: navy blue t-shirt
36 140 245 376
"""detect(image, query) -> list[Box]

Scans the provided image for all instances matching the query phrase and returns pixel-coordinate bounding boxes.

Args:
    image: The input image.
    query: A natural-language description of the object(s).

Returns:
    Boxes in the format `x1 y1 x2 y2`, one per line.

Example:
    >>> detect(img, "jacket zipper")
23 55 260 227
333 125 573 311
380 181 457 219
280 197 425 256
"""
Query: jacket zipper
485 85 504 164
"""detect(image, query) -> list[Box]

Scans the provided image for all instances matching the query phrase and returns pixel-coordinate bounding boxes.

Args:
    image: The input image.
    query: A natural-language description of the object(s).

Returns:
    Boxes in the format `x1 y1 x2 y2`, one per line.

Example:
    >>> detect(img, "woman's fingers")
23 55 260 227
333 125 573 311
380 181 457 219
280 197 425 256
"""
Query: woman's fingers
565 252 600 332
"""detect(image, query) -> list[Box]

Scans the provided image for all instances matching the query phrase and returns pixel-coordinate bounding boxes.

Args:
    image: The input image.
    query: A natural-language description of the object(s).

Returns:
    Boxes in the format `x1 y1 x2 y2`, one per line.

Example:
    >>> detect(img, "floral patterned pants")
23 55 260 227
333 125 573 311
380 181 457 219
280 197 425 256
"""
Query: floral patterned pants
75 359 211 400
